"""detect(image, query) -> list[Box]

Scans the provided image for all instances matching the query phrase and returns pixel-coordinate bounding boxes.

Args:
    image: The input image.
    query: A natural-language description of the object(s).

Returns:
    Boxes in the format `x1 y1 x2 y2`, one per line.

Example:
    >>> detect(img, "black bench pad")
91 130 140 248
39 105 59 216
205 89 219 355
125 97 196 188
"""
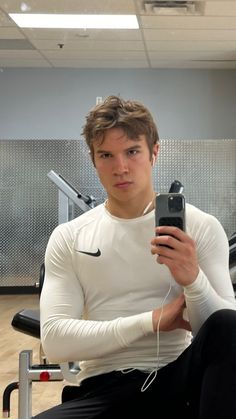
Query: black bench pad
11 309 40 339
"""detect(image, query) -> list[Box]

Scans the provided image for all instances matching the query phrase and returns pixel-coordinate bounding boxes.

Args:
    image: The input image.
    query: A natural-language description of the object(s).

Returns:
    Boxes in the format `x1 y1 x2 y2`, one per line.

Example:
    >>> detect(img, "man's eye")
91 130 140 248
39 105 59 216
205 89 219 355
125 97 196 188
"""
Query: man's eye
128 149 138 156
100 153 111 159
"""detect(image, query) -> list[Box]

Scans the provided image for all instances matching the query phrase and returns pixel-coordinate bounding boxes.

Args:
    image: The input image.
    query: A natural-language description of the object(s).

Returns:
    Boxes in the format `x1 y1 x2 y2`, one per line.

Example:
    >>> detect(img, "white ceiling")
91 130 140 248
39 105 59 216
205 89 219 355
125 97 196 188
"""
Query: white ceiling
0 0 236 69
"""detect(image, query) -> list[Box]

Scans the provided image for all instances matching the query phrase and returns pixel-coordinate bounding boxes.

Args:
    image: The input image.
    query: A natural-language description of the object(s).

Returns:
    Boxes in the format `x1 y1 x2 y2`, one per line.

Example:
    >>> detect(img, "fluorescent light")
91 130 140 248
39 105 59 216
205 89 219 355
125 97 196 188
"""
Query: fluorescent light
9 13 139 29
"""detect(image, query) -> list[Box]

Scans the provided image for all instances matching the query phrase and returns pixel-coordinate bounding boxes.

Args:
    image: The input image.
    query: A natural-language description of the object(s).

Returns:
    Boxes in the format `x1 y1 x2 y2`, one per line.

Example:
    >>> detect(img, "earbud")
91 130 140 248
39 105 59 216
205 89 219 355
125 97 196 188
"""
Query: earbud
151 155 156 166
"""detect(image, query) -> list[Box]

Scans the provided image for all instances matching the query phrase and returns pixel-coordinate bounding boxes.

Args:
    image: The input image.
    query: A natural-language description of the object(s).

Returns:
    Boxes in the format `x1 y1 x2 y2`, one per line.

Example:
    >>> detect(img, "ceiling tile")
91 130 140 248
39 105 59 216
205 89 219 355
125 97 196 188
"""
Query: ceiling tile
0 38 34 49
0 0 234 69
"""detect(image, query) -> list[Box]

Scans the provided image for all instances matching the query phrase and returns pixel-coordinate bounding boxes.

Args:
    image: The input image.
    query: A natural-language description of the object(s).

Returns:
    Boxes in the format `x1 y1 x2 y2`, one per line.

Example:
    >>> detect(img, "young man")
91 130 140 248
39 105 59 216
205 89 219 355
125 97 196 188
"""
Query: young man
36 96 236 419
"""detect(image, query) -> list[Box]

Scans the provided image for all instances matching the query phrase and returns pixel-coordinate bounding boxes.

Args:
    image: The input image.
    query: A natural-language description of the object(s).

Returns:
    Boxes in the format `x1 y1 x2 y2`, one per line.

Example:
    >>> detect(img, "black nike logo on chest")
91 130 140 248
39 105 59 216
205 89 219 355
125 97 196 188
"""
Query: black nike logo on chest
78 249 101 257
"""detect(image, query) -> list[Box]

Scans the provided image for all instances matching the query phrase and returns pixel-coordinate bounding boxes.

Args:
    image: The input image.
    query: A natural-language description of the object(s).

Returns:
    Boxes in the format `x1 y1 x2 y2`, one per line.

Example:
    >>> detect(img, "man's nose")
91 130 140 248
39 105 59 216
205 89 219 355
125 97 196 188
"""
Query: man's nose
112 155 129 175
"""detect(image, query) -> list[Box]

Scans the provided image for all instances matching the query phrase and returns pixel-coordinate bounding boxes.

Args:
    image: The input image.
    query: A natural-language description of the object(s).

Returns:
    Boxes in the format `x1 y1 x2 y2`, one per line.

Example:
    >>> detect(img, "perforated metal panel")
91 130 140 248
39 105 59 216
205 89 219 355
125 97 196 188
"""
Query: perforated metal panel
0 139 235 288
154 139 236 238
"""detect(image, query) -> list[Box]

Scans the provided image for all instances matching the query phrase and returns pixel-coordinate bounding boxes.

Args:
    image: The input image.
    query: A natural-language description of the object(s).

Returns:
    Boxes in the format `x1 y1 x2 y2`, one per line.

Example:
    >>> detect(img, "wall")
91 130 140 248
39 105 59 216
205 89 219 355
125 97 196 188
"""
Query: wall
0 68 236 140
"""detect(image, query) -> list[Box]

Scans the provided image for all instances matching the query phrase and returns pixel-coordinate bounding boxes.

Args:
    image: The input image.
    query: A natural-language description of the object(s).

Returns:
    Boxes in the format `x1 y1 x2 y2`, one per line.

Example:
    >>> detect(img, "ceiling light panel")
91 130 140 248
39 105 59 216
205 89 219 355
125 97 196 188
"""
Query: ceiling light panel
9 13 139 29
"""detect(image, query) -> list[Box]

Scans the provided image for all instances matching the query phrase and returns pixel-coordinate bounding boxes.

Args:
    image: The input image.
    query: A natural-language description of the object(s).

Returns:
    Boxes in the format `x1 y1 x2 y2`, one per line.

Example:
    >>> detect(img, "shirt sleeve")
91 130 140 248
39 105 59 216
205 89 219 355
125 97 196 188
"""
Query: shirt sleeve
184 212 236 335
40 225 154 363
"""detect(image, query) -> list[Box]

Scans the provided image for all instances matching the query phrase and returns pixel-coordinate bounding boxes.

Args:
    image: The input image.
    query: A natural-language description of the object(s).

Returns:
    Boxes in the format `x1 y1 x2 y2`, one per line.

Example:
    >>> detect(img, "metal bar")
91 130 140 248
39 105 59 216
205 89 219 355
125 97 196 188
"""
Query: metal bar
18 350 32 419
47 170 92 213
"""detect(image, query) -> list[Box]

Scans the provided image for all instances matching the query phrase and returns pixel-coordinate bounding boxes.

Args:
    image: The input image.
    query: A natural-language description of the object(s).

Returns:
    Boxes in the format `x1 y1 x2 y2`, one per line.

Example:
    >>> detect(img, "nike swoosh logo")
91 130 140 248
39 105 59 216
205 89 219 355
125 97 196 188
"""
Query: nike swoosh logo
78 249 101 257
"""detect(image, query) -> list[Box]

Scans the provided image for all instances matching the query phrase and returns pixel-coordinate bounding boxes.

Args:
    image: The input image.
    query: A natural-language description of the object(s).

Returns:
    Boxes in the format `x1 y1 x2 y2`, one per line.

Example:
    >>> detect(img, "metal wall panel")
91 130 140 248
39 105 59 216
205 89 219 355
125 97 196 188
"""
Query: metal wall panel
0 139 235 288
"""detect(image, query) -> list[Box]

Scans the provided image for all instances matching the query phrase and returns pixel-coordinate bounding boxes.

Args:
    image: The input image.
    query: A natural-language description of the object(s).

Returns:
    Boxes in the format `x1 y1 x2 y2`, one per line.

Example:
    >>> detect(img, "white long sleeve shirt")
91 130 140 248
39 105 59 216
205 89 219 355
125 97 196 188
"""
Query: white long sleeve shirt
40 202 236 384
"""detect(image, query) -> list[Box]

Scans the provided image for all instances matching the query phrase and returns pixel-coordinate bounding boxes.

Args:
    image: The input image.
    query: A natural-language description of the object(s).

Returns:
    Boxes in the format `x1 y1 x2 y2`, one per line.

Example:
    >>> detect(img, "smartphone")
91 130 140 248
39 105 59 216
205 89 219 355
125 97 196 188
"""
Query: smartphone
155 193 186 232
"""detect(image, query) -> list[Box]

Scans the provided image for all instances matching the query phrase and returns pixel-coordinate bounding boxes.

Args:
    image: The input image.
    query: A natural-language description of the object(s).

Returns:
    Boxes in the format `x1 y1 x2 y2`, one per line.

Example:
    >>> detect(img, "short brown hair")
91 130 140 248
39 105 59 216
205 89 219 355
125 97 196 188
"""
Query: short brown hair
82 95 159 162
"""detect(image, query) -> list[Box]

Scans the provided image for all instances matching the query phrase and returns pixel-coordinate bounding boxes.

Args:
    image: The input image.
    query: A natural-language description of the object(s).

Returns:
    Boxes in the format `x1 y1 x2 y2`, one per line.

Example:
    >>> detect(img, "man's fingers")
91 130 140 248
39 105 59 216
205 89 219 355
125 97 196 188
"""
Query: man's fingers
180 319 192 331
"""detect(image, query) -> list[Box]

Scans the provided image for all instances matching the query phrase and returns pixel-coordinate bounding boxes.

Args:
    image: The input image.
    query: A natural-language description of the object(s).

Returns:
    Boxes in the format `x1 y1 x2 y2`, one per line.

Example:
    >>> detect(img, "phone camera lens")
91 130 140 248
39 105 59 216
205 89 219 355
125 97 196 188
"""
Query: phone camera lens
168 195 183 212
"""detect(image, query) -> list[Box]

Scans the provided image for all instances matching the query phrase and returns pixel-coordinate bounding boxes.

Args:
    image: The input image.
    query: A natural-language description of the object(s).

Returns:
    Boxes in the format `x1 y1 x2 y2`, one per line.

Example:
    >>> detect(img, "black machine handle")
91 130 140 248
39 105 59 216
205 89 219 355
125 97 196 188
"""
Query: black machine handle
169 180 184 193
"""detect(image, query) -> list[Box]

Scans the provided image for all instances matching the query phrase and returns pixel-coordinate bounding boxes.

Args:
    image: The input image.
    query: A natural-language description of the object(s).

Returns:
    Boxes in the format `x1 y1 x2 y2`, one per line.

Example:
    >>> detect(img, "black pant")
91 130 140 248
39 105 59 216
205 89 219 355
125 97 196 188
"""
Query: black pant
33 309 236 419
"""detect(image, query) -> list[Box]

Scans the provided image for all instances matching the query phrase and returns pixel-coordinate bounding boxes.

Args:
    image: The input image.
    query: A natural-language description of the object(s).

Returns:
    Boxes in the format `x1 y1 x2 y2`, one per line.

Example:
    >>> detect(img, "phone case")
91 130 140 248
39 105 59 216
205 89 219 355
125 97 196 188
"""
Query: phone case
155 193 186 231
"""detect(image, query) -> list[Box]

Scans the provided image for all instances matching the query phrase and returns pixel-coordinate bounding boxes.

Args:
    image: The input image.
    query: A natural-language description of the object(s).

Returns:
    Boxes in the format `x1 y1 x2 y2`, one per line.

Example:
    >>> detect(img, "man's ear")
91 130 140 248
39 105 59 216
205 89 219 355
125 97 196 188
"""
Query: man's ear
151 143 160 166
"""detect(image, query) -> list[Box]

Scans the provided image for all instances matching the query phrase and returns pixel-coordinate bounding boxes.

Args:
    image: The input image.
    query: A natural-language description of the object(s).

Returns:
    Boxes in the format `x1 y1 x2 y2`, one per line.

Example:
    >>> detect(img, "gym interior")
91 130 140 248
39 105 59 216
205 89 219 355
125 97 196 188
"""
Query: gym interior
0 1 236 418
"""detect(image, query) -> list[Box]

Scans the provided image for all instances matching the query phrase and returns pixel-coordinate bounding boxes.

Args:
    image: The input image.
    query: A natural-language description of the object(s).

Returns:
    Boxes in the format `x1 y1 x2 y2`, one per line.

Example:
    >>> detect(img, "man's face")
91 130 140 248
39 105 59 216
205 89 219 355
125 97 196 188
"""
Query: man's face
93 127 158 204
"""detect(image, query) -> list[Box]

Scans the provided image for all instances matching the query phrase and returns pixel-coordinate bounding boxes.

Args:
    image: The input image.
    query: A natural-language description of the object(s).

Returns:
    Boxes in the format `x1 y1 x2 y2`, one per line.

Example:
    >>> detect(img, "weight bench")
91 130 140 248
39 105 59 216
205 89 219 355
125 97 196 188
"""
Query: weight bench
2 300 79 419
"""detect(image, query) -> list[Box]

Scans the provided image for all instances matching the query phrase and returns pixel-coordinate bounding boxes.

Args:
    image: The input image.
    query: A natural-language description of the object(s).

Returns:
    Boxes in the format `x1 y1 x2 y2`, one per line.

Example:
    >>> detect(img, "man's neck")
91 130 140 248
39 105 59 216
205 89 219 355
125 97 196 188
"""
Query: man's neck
105 192 156 219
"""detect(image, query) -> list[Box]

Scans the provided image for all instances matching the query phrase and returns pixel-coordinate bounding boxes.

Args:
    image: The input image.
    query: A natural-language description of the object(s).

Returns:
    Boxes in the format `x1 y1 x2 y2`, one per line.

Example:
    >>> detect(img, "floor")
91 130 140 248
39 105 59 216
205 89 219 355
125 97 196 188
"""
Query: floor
0 294 65 418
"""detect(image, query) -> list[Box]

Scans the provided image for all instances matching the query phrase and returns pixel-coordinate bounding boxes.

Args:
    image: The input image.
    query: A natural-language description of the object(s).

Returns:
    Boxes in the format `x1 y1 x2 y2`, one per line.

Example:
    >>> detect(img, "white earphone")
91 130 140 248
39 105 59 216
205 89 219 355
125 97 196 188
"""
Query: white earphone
151 155 156 166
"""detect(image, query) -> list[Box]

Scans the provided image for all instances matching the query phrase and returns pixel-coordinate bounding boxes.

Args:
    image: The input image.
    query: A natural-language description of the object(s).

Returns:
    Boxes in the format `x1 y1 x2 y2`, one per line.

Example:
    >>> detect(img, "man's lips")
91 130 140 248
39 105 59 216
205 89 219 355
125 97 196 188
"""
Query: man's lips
114 181 133 188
